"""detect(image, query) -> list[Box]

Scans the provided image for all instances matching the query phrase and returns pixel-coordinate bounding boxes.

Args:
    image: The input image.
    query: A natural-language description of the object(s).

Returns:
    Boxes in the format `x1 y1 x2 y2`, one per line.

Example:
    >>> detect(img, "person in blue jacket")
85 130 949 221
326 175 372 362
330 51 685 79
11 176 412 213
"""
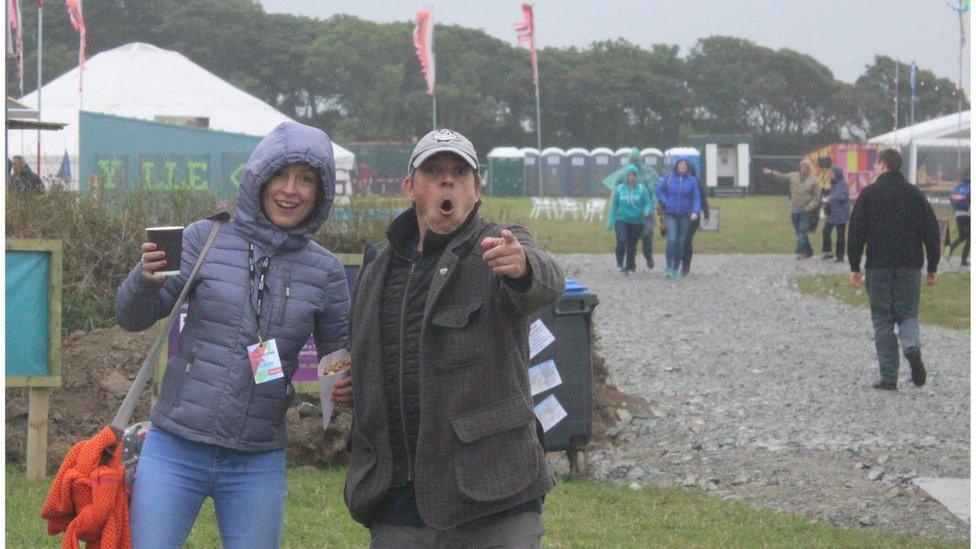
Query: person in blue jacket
607 164 654 275
948 167 970 266
656 157 701 279
116 122 350 548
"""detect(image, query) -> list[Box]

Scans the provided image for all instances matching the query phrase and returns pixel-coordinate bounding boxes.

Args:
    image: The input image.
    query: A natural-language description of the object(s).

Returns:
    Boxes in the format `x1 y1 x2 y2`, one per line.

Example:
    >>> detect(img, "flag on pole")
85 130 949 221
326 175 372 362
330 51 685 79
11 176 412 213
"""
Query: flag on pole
513 4 538 85
910 61 917 103
413 10 435 96
8 0 23 85
64 0 86 91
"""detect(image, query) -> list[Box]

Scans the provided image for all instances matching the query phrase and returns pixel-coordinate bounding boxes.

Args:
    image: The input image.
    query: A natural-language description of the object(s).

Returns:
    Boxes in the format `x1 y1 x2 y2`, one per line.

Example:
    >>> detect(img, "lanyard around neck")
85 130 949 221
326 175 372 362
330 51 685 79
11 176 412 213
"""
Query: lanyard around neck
248 243 272 343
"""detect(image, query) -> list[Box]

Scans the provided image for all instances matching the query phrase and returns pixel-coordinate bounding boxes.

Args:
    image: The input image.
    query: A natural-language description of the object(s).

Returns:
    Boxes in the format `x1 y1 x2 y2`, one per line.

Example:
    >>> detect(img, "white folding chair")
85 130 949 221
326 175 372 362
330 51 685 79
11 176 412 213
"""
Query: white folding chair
584 198 607 221
530 196 544 219
559 198 583 220
540 197 560 219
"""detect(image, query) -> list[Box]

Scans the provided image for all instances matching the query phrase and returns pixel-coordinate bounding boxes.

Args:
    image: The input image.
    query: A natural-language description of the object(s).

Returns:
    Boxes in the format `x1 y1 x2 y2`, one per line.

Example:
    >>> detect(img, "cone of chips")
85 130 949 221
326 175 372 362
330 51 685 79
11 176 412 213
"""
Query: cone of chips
318 349 351 431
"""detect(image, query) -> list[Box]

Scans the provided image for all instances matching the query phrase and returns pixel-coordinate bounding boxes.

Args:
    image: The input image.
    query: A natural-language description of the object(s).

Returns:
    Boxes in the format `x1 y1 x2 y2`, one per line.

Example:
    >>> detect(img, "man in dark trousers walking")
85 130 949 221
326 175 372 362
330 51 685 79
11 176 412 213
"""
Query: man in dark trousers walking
848 148 940 391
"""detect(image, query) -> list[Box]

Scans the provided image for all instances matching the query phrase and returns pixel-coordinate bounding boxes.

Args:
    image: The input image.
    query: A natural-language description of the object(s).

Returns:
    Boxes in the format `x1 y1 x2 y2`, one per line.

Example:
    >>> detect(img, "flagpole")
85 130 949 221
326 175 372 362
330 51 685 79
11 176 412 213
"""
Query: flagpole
17 0 24 96
893 60 899 141
36 0 43 173
957 0 964 178
534 77 542 196
431 12 436 130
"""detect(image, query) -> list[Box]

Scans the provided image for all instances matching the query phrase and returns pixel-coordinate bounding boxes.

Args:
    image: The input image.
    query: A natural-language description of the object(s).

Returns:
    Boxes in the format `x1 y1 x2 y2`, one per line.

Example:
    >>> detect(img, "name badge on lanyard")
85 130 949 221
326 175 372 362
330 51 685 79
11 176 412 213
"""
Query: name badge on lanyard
248 339 284 384
246 244 283 384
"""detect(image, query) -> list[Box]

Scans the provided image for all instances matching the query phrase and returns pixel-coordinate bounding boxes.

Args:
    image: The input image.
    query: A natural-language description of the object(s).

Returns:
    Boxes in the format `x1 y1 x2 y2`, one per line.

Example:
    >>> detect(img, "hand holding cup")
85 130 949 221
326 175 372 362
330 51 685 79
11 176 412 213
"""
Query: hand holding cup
140 242 168 284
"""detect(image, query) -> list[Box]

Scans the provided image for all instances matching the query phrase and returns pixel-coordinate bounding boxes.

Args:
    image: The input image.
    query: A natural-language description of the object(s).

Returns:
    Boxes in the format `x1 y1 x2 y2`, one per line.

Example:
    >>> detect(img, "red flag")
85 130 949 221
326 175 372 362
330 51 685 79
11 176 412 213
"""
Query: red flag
413 10 435 96
513 4 538 85
64 0 86 91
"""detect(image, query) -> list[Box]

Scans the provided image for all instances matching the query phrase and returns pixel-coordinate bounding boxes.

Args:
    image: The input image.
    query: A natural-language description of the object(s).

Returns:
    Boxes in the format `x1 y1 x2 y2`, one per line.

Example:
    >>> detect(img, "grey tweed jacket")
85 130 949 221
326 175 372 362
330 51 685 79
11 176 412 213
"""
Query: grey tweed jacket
344 213 565 529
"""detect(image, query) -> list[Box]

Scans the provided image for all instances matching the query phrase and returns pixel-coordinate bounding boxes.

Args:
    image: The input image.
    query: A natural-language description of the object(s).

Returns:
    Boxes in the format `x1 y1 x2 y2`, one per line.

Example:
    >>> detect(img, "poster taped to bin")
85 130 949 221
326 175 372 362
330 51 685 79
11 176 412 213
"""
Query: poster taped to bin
529 359 562 396
528 319 555 359
534 394 568 433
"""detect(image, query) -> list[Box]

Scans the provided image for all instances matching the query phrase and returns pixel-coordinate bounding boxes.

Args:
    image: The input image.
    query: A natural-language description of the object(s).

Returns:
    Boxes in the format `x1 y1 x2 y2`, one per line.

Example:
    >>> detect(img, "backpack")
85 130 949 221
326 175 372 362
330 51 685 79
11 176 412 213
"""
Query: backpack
950 181 970 211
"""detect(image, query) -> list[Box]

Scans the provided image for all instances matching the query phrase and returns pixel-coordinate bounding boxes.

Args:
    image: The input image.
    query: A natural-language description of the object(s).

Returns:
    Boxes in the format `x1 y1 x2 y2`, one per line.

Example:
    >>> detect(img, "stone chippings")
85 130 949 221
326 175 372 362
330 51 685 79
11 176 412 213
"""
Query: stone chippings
554 253 969 540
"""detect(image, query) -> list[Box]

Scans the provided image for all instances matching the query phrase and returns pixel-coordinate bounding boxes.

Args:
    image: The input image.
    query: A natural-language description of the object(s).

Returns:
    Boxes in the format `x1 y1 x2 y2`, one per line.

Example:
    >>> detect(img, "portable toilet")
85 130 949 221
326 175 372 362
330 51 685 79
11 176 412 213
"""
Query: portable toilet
664 147 701 178
487 147 525 197
521 147 541 196
565 148 591 197
541 147 567 196
614 147 633 168
640 148 664 180
589 147 615 195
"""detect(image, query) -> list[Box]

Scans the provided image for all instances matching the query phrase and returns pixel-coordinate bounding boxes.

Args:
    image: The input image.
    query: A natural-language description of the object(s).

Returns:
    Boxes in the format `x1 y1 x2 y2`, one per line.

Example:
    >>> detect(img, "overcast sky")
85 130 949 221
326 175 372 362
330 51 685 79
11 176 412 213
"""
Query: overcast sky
260 0 971 94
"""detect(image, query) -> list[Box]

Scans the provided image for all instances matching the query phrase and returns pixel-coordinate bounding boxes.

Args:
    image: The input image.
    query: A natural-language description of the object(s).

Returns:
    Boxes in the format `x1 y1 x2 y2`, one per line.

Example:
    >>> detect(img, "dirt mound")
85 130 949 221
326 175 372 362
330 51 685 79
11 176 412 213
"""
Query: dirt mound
5 325 351 475
7 325 626 474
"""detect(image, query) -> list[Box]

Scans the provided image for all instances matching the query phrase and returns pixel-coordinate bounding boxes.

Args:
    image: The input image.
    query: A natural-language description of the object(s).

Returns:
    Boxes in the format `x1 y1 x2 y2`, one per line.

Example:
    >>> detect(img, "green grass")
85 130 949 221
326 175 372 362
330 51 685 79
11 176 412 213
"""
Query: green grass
478 196 957 255
794 271 970 331
8 464 963 547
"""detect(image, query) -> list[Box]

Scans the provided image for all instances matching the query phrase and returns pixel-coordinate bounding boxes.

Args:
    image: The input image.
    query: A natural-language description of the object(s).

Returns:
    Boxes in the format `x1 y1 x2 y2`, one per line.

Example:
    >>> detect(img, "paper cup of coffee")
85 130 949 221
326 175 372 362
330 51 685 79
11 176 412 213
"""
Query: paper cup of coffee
146 226 184 276
318 349 351 431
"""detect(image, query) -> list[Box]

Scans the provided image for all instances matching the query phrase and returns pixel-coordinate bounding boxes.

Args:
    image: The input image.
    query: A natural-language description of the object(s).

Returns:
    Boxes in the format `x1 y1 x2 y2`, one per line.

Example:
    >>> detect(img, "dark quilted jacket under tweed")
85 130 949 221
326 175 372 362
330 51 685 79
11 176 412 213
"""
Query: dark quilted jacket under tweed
115 122 350 452
344 210 565 529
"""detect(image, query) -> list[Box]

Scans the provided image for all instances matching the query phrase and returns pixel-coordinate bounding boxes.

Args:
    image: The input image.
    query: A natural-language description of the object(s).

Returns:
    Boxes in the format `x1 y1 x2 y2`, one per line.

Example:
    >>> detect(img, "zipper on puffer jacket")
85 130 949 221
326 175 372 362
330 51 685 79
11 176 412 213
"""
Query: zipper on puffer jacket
394 249 417 481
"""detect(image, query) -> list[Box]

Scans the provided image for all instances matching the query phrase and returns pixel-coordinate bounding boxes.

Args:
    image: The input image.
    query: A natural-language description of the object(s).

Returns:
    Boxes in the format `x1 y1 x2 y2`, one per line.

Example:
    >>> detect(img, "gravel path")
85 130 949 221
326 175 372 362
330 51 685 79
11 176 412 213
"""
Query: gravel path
555 253 970 540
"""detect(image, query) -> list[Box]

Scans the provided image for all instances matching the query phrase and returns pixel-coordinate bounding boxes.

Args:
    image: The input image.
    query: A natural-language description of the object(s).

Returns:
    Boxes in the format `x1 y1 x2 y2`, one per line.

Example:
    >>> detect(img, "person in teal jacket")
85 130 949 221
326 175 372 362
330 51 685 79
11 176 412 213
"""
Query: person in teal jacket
607 165 654 274
603 148 659 268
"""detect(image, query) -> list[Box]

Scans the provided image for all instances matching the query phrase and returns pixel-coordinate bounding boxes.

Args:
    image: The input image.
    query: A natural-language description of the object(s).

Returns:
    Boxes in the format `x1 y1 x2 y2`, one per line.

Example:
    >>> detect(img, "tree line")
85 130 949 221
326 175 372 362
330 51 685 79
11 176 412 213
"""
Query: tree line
6 0 968 155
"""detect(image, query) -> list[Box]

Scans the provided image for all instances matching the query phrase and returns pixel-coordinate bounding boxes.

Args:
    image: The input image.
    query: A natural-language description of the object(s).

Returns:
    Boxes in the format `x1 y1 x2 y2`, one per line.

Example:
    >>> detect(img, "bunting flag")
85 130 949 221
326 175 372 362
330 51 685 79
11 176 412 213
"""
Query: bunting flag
412 10 435 96
513 4 538 85
8 0 23 85
65 0 86 91
56 150 72 181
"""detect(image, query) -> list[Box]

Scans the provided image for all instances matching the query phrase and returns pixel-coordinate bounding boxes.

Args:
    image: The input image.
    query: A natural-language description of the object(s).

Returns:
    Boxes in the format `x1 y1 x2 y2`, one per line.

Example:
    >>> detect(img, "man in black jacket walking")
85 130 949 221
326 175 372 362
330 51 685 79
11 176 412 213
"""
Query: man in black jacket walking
848 148 940 390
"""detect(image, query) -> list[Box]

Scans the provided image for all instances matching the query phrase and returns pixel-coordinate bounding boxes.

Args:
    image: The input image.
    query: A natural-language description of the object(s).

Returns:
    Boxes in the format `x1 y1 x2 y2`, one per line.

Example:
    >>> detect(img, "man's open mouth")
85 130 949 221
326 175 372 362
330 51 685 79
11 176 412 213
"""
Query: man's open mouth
275 199 300 210
438 199 454 215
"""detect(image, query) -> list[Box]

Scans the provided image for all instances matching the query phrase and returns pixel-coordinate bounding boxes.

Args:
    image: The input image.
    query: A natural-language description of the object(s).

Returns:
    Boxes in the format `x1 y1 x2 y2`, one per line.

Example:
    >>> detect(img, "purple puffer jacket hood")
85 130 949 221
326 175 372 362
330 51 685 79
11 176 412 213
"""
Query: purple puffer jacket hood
234 121 336 253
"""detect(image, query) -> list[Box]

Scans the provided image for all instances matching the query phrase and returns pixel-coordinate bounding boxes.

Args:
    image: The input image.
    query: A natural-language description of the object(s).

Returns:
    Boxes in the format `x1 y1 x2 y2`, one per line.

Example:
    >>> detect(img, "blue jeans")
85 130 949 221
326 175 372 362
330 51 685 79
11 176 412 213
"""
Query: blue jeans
614 220 643 271
681 218 701 272
665 214 691 271
865 268 922 383
791 211 813 255
130 427 286 549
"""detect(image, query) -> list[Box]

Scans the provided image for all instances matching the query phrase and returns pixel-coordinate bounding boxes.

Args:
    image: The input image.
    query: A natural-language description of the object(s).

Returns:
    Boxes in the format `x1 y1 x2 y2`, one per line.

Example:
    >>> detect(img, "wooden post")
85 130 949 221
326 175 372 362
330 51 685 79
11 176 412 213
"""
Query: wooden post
26 387 51 480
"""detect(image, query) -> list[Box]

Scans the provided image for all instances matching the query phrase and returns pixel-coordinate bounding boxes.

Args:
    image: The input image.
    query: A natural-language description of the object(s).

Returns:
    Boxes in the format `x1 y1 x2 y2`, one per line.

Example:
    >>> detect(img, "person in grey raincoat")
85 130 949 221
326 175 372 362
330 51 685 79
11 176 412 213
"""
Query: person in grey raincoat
116 121 350 548
820 166 851 262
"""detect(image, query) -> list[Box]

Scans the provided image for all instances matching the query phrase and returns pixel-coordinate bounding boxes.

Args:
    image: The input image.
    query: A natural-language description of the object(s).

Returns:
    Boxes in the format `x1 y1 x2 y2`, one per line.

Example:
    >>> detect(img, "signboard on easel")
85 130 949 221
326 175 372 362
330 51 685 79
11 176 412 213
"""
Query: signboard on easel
6 239 63 479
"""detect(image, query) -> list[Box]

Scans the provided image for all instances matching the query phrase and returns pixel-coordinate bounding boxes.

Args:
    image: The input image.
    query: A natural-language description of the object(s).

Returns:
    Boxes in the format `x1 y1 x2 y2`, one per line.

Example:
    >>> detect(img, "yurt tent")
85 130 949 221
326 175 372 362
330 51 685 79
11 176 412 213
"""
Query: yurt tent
9 43 355 190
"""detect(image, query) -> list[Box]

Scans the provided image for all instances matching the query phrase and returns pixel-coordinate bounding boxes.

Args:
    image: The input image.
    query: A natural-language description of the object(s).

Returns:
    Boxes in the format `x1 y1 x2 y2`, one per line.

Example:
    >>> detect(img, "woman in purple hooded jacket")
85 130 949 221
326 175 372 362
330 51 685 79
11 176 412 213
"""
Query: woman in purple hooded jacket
117 122 350 548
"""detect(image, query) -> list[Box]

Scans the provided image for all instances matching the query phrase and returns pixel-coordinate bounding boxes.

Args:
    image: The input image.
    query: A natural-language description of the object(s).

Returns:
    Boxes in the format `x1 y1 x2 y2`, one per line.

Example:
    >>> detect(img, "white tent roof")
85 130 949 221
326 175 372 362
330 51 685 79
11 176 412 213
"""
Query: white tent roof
868 111 970 145
9 42 354 175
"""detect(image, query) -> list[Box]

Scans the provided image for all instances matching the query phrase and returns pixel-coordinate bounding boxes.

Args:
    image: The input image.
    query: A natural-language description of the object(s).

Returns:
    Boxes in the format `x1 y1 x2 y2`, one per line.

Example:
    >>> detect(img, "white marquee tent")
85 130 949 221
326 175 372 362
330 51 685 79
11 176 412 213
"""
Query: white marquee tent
8 42 354 190
868 111 970 185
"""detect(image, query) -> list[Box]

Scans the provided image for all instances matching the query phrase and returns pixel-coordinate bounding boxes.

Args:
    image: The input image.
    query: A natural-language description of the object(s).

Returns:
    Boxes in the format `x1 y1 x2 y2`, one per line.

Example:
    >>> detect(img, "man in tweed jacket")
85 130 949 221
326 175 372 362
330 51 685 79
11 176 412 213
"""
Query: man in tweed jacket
338 129 565 546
